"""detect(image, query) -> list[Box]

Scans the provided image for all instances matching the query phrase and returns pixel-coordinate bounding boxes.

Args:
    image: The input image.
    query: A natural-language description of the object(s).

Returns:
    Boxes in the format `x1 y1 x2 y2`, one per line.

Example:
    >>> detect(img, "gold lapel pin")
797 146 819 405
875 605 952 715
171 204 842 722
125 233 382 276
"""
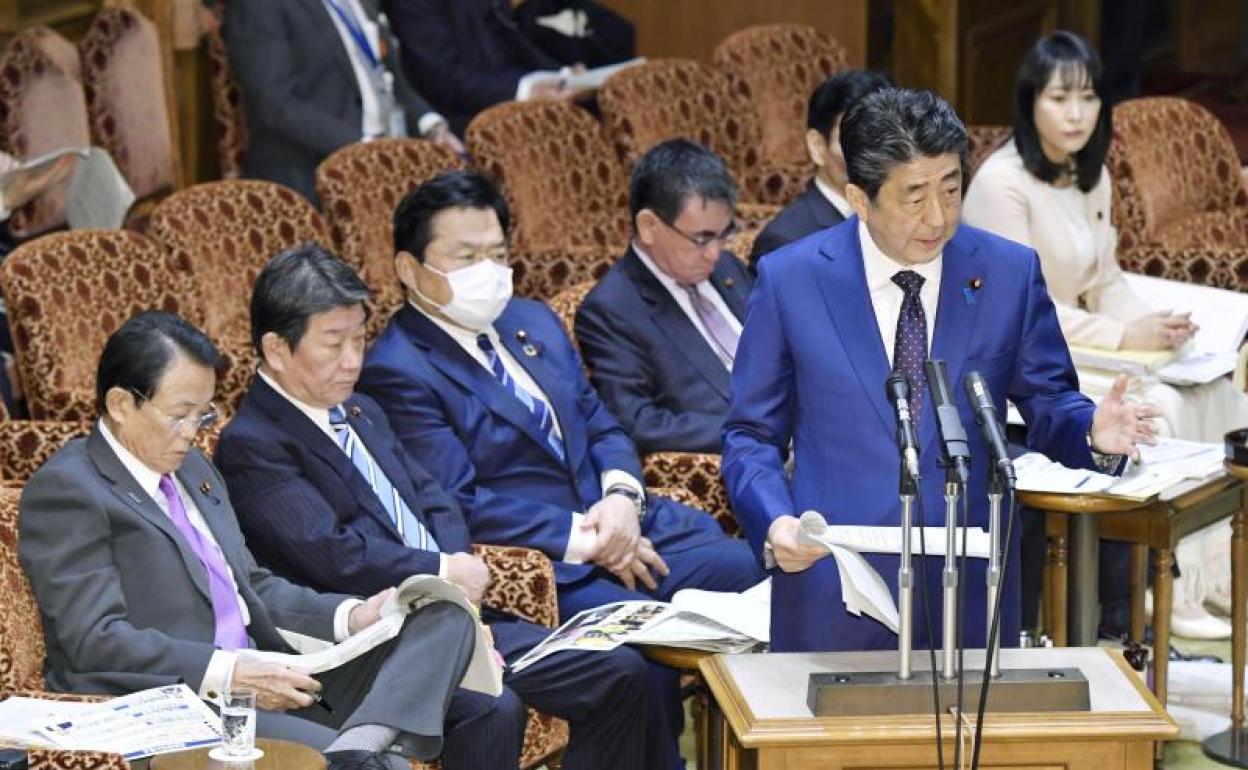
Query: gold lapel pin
516 329 538 357
199 481 211 495
350 405 363 418
723 277 736 288
969 277 983 290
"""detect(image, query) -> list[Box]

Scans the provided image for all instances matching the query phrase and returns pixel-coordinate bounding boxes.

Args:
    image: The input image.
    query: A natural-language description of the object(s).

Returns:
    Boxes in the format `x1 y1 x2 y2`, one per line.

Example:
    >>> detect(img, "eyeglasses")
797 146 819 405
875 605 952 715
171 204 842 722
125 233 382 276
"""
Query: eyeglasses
129 388 220 436
659 217 741 248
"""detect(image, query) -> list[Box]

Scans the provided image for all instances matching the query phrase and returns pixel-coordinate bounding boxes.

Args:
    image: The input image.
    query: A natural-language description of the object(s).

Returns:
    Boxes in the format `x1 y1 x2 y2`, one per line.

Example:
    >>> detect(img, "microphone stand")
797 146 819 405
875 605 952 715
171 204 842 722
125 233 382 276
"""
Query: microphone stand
898 460 917 681
984 465 1004 679
941 461 964 681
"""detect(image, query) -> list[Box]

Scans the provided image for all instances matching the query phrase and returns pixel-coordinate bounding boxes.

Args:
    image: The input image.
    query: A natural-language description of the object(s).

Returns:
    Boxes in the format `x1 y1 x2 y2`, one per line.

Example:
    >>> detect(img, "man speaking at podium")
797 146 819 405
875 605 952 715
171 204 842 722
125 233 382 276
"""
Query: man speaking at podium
722 88 1159 653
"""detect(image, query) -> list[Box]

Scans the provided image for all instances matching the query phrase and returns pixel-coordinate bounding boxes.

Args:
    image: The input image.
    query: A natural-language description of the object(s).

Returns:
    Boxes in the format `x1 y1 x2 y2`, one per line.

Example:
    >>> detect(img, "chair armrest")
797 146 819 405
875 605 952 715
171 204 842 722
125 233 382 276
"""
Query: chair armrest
472 544 560 629
10 691 132 770
642 452 737 536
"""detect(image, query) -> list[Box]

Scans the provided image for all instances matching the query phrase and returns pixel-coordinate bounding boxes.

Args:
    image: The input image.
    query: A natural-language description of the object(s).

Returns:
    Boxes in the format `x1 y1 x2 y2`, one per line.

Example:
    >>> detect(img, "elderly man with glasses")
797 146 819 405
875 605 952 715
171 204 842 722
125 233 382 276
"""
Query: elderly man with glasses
574 138 751 455
18 311 520 770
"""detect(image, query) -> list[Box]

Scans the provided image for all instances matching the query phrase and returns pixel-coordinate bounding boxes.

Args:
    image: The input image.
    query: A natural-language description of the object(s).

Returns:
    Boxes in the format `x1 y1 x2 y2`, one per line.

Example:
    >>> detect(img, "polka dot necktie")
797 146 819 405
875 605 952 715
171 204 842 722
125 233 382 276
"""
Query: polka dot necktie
891 270 928 423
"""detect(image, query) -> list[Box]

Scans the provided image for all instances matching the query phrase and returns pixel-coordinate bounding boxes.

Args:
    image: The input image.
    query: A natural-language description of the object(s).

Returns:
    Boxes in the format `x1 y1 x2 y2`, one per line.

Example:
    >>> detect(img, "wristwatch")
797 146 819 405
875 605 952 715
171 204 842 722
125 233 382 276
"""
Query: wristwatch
605 484 647 521
1086 427 1126 473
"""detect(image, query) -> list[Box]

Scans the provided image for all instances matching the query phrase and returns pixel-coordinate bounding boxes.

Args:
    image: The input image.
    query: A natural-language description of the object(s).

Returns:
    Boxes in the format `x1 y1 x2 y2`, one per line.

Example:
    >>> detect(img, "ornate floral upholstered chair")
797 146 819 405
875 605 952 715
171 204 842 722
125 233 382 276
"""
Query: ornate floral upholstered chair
79 8 180 218
0 27 92 238
598 58 807 207
204 5 247 180
466 101 631 252
1107 96 1248 290
0 231 200 421
0 485 133 770
965 125 1012 182
712 24 850 169
316 139 465 334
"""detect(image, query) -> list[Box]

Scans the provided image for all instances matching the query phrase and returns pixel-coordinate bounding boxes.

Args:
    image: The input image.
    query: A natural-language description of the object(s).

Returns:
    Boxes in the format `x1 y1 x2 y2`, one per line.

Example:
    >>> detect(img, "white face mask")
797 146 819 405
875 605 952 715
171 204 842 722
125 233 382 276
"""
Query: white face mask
420 260 514 331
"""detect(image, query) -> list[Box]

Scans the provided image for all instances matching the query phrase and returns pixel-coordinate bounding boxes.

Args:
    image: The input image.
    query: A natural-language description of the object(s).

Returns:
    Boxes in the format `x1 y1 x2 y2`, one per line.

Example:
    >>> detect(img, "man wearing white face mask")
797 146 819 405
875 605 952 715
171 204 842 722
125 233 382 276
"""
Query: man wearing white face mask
360 171 764 770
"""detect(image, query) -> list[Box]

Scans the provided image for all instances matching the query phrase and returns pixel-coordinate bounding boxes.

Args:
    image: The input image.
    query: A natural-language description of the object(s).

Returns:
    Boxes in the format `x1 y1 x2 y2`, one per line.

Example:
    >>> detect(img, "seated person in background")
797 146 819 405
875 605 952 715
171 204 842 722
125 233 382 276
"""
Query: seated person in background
216 244 648 770
18 311 516 770
750 69 893 270
359 170 764 770
576 139 751 454
513 0 636 69
385 0 591 135
222 0 462 206
963 31 1245 640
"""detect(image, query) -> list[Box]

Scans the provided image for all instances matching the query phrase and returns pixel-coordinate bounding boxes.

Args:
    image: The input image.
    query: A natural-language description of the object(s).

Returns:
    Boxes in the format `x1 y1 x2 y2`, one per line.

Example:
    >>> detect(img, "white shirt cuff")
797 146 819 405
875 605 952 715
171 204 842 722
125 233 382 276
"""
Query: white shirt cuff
437 553 449 580
515 69 563 101
563 510 596 563
417 112 447 138
199 650 237 702
600 470 644 499
334 598 365 642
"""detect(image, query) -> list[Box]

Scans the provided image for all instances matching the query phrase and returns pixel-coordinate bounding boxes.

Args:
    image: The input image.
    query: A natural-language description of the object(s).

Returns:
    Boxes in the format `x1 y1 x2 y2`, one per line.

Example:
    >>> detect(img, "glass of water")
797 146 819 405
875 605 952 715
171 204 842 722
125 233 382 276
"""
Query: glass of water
220 689 257 758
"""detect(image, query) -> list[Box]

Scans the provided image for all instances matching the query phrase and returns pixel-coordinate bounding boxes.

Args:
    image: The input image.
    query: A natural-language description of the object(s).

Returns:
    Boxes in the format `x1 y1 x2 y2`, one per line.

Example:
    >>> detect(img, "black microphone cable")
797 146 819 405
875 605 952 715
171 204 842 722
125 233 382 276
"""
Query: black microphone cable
969 486 1019 770
914 493 946 770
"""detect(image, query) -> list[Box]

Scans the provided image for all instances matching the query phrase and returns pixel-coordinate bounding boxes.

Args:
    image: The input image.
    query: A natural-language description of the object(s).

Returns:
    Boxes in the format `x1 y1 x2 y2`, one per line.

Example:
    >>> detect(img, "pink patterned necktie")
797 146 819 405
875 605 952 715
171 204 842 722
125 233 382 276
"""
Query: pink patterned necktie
891 270 928 422
680 283 738 367
158 475 249 650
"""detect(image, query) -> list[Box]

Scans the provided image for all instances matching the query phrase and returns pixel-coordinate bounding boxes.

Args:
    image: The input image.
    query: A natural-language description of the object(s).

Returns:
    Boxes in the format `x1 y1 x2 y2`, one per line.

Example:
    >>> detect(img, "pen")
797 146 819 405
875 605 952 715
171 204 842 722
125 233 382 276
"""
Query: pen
1073 474 1090 490
311 692 334 714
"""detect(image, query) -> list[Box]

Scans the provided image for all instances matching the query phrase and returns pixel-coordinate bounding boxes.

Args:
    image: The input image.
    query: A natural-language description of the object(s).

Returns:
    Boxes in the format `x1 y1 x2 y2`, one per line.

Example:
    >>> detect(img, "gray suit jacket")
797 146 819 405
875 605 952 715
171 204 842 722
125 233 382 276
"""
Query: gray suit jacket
223 0 436 204
19 428 350 696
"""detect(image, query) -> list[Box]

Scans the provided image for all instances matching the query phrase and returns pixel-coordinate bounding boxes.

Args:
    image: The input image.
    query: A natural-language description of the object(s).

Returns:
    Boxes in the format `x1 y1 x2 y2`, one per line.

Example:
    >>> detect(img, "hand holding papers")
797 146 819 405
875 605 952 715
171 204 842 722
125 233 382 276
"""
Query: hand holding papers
242 575 503 696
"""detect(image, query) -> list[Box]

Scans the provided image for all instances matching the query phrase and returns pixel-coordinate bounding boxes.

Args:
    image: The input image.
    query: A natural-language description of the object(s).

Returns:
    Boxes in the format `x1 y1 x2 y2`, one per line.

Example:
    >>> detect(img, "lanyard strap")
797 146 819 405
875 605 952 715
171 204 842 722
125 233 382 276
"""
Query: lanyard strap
325 0 379 68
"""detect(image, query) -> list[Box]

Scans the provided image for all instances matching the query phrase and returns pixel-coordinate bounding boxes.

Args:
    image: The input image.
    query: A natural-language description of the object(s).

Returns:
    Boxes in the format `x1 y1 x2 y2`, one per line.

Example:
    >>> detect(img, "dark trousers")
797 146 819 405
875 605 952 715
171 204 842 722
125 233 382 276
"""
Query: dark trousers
556 541 765 770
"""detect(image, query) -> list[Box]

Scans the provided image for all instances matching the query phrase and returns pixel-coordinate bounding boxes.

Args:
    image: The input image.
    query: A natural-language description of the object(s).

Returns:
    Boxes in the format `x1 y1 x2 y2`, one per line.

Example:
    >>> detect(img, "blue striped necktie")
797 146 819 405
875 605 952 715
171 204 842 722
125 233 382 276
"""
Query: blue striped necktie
329 406 439 551
476 333 566 460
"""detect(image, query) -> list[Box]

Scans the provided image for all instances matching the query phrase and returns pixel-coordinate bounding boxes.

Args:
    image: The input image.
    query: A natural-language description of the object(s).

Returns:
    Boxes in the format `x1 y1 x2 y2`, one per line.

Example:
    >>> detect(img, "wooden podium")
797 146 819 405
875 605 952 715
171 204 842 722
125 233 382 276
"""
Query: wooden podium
698 648 1177 770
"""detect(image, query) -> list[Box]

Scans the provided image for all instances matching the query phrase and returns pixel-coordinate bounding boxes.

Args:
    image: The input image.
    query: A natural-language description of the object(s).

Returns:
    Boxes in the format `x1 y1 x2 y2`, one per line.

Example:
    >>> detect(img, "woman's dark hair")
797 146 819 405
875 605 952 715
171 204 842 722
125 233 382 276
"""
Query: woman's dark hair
250 242 371 356
1012 30 1110 192
393 171 510 263
96 311 221 414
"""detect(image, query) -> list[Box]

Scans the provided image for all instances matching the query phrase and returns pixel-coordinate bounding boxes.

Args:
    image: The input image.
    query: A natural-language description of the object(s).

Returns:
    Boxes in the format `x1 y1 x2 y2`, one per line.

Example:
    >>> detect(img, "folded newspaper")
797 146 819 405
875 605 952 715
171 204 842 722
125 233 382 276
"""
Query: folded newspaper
0 146 134 229
244 574 503 696
795 510 991 634
0 684 220 759
511 580 771 671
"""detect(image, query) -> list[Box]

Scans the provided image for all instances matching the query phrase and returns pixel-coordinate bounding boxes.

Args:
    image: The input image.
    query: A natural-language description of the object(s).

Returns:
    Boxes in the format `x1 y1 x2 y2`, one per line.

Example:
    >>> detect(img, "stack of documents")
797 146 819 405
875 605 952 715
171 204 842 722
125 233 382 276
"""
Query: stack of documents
1014 437 1225 500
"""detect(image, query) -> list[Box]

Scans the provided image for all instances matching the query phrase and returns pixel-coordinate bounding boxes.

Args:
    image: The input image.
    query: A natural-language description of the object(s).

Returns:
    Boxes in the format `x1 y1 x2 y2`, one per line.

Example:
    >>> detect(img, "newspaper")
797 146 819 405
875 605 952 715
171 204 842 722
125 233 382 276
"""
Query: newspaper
510 580 771 672
0 685 221 759
242 574 503 696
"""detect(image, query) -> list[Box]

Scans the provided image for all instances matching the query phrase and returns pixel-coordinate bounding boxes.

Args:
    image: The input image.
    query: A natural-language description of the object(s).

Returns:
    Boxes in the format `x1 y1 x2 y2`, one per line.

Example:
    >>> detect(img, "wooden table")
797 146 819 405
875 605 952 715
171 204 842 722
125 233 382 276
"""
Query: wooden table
699 647 1177 770
151 738 325 770
1022 472 1245 716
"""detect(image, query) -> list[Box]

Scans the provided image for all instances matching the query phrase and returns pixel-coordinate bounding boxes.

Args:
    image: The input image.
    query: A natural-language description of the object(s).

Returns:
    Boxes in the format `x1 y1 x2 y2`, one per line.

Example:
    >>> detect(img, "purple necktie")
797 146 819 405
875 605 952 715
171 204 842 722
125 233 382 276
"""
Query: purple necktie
680 283 738 367
891 270 928 422
158 475 249 650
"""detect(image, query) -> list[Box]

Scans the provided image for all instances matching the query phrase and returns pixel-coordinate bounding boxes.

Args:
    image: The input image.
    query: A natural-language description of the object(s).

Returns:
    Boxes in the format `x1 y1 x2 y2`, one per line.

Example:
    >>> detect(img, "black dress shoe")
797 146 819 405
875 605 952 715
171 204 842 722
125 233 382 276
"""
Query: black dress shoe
324 749 395 770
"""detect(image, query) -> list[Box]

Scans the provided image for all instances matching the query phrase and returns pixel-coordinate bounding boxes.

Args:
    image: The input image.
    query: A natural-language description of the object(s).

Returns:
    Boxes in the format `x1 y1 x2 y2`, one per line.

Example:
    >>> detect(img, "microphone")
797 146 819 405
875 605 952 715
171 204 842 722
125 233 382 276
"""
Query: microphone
884 372 921 481
923 359 970 483
963 371 1017 488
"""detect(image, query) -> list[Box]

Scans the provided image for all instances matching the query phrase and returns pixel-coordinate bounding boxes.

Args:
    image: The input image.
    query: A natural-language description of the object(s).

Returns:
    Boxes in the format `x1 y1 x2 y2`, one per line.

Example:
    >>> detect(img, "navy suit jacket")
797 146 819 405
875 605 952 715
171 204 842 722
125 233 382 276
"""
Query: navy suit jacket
749 180 846 271
385 0 559 134
723 218 1098 652
359 301 727 585
575 248 753 454
215 378 472 597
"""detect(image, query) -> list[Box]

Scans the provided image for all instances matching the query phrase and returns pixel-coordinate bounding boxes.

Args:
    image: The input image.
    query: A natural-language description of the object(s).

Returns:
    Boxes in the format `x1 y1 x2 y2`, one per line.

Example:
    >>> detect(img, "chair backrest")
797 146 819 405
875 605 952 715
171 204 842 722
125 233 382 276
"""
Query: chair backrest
148 180 331 345
0 484 48 693
79 7 178 201
1107 96 1248 252
0 230 199 421
712 24 851 167
0 27 91 238
466 101 630 252
598 58 766 180
316 139 465 321
204 5 247 180
965 125 1012 182
0 420 91 483
547 280 595 356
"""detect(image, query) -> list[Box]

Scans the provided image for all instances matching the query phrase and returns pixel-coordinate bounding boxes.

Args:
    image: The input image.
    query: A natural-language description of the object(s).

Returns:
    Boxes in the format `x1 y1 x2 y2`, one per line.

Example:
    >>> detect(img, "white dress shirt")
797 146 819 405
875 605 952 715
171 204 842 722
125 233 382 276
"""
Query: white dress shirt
814 176 854 220
321 0 444 138
632 242 742 370
412 302 644 563
256 369 448 577
98 418 357 702
859 220 942 368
